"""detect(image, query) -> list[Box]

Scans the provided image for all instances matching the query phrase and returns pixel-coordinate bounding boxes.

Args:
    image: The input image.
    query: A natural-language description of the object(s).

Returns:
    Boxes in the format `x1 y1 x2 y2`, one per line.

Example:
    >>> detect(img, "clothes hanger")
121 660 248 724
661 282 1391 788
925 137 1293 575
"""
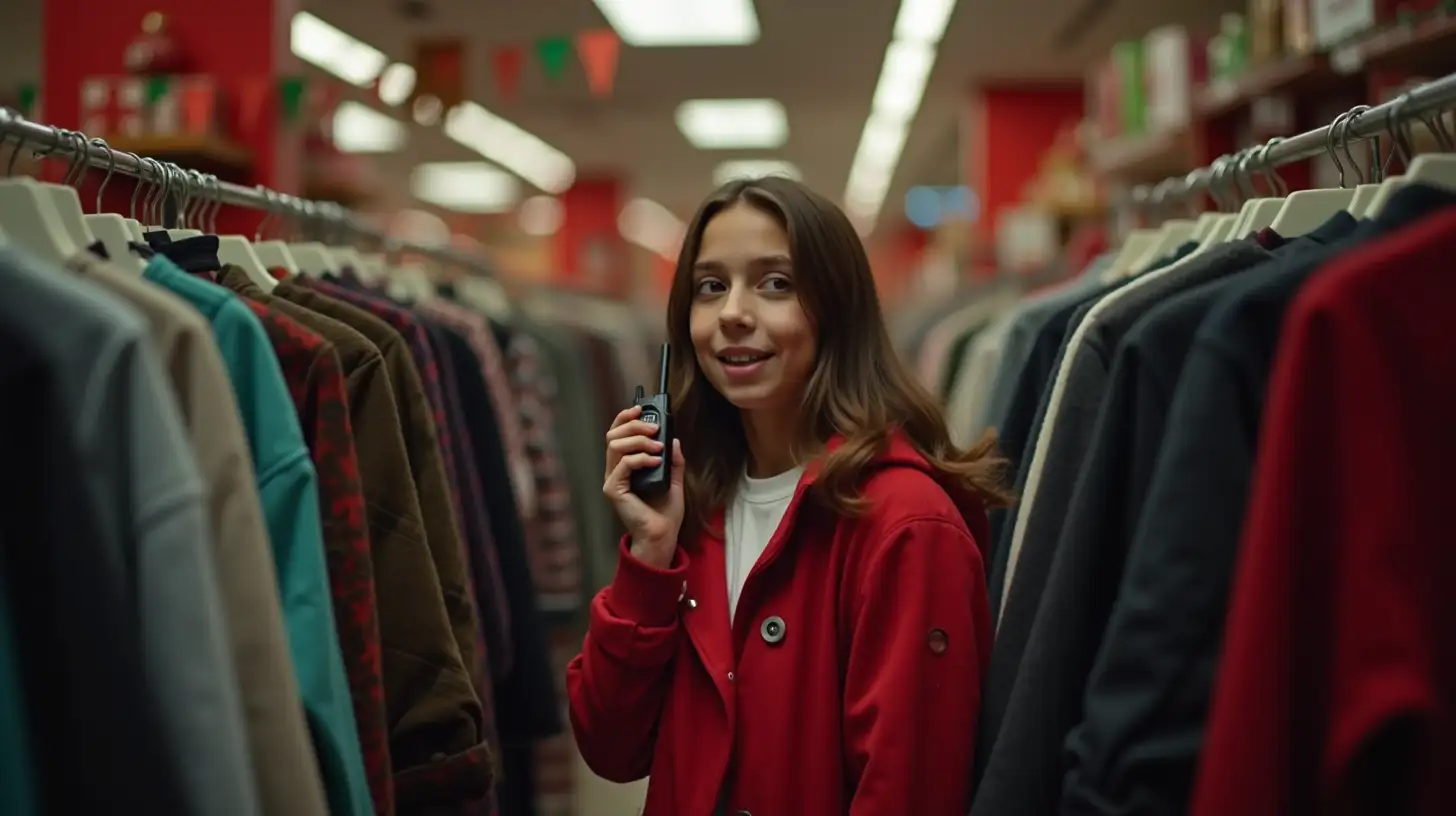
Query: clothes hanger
78 136 145 272
1367 95 1456 217
1270 108 1363 237
316 202 366 273
1230 138 1289 236
280 196 333 276
196 173 275 291
357 251 388 283
30 128 96 251
0 113 81 263
250 187 301 276
158 163 201 241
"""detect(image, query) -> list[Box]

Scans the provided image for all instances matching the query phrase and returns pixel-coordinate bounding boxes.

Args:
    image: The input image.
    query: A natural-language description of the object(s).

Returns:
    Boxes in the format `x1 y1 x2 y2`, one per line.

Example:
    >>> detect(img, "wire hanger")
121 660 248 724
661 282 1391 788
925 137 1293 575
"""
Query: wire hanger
1233 139 1290 235
79 135 145 272
1338 107 1384 215
251 186 300 275
1269 107 1361 236
1129 176 1198 275
0 111 81 263
320 202 366 274
1105 182 1169 279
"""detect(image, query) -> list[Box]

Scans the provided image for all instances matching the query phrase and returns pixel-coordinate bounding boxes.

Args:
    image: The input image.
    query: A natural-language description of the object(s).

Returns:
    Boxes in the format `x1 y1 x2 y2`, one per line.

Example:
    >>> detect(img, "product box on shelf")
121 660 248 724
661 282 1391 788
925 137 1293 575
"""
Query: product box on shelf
79 74 223 142
1143 25 1209 133
1250 0 1287 62
1112 39 1147 135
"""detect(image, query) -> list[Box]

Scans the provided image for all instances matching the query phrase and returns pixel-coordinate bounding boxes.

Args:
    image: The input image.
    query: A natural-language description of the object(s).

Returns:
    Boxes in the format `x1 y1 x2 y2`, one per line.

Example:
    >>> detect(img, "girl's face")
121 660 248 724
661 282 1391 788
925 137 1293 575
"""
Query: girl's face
688 202 817 416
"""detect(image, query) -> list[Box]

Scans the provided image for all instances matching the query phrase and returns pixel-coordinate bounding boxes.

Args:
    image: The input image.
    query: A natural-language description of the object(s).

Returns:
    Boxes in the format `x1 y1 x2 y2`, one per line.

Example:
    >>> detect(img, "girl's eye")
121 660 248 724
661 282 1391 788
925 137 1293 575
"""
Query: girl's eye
695 278 726 295
762 274 793 292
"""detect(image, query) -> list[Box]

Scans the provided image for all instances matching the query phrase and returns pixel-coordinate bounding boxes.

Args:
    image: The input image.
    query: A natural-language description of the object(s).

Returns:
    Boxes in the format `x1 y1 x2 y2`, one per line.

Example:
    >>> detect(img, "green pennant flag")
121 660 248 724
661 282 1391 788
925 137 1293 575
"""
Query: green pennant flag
17 82 36 116
145 75 170 104
279 75 307 123
536 36 572 81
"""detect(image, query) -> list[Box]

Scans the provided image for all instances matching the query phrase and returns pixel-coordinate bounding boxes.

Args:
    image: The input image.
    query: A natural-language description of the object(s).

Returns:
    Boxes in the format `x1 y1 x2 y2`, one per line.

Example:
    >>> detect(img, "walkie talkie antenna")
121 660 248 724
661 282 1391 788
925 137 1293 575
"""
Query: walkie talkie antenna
657 344 671 393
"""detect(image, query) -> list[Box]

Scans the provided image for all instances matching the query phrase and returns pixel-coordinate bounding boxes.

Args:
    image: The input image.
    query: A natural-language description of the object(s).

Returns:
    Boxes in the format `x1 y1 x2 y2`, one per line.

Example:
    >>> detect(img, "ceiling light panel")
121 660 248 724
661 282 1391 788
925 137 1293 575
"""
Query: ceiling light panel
713 159 801 187
290 12 388 87
894 0 956 44
619 197 685 258
843 0 958 231
411 161 521 213
376 63 417 107
444 102 576 193
676 99 788 149
593 0 761 46
332 101 408 153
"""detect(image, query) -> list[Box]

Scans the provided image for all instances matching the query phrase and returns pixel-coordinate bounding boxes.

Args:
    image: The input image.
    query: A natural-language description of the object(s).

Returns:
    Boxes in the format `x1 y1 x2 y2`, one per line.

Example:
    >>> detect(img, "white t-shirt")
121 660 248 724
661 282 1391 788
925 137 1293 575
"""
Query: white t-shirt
724 465 805 623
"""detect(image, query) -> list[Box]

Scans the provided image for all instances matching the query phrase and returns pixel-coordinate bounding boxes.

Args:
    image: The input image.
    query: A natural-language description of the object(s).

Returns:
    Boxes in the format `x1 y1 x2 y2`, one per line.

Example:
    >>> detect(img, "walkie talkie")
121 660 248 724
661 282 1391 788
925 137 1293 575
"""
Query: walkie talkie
630 343 673 496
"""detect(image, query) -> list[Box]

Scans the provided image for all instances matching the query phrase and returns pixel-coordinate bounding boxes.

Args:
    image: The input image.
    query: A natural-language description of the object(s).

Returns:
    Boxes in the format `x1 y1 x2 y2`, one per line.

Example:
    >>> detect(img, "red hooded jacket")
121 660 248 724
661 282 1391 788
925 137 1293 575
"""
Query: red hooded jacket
566 435 992 814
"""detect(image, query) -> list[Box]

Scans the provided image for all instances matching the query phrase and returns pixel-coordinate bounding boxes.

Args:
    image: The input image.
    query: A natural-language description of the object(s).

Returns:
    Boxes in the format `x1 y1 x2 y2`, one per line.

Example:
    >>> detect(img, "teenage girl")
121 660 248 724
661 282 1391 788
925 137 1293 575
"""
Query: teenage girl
567 176 1011 815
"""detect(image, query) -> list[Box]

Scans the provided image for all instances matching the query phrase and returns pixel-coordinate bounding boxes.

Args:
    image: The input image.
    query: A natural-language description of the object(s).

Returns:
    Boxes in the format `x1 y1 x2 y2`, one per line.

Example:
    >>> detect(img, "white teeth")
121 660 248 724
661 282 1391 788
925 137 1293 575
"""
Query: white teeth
723 355 766 364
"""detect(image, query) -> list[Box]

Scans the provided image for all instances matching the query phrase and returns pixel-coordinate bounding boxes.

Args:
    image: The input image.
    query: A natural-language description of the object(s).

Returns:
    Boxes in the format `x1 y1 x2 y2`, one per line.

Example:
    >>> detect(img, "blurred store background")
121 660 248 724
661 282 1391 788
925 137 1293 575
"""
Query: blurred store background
3 0 1455 813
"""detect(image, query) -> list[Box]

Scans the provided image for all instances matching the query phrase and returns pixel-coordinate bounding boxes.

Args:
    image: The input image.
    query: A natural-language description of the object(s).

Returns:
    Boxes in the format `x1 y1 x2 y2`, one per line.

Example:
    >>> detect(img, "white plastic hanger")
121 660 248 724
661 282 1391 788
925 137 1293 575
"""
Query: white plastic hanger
0 113 81 263
1270 107 1370 237
357 252 388 284
75 137 145 272
387 262 436 303
1130 218 1195 274
37 129 98 252
190 173 274 291
1366 104 1456 216
1102 228 1158 281
249 187 300 276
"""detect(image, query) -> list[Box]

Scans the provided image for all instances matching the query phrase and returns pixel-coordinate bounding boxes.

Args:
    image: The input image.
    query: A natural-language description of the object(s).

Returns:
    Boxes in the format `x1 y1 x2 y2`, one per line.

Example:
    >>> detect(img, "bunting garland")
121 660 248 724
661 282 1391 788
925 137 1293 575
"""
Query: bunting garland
491 45 525 103
575 29 621 98
535 36 573 82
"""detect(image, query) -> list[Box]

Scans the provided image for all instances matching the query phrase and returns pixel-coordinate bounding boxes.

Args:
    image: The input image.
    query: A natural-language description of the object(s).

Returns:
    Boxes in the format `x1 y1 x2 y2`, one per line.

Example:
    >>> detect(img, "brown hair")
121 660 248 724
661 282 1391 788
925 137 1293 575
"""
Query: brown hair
666 176 1013 540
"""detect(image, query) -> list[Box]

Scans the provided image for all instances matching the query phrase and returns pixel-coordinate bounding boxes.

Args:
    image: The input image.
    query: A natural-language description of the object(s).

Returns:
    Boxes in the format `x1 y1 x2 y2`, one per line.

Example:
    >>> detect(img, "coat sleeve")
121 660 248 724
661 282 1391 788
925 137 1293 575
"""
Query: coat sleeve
844 517 991 815
566 536 689 783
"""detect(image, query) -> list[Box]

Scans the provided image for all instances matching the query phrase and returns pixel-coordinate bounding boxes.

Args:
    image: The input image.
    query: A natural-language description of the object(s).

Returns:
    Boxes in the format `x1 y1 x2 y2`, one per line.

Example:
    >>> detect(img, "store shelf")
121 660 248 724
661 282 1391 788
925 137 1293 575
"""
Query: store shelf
105 133 253 178
1196 54 1350 119
1089 127 1196 183
1330 12 1456 77
303 173 377 208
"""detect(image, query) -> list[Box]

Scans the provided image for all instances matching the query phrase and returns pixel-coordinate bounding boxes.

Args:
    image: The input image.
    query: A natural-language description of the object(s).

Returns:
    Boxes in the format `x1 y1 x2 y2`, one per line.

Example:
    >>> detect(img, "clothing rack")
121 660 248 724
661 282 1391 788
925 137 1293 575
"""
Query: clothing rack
0 107 492 276
1133 69 1456 209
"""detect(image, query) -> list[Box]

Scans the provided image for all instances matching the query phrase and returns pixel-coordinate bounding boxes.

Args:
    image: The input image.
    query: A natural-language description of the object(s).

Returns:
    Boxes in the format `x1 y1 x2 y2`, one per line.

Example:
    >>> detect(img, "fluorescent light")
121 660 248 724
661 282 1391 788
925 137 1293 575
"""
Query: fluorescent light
377 63 417 106
713 159 801 186
290 12 388 87
593 0 760 46
676 99 788 149
871 40 935 122
618 197 684 259
894 0 956 44
444 101 576 193
411 161 521 213
518 195 564 236
331 101 407 153
843 0 958 232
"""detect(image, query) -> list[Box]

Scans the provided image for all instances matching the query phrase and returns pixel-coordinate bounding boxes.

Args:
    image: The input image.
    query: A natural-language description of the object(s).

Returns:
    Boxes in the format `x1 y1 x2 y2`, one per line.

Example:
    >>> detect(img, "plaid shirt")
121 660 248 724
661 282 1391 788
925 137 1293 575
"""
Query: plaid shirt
232 292 394 816
503 330 581 609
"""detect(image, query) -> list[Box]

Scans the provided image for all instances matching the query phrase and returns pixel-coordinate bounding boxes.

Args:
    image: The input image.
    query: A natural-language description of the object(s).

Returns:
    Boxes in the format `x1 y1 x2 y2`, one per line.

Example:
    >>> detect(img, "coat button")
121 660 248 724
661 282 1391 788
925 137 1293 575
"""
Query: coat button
760 616 786 645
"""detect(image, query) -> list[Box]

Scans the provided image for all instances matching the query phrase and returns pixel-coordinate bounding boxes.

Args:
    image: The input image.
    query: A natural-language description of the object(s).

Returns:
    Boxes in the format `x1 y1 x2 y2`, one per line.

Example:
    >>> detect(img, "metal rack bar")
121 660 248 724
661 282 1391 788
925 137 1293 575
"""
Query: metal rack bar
0 107 494 275
1135 69 1456 206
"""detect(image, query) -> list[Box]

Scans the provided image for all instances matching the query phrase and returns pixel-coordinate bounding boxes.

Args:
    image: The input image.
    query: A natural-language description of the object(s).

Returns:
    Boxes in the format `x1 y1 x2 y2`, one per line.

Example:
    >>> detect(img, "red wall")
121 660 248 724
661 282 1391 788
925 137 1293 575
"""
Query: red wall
968 84 1085 240
42 0 298 235
553 177 628 296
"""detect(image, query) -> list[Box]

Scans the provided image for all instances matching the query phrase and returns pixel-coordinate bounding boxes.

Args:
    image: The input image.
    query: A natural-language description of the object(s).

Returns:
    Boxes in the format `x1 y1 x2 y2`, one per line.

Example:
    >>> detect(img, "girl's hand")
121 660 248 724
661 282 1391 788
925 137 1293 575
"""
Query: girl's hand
602 405 686 569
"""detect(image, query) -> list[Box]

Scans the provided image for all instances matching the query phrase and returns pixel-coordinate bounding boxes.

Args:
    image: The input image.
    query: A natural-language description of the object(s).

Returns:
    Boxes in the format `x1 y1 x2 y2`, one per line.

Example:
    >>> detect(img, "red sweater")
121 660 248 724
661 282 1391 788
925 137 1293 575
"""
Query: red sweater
1191 209 1456 816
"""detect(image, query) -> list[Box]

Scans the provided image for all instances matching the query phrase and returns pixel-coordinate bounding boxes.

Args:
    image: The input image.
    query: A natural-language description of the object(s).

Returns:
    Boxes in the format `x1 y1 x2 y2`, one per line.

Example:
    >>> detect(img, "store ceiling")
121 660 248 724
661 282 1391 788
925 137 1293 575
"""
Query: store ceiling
316 0 1240 232
0 0 1242 234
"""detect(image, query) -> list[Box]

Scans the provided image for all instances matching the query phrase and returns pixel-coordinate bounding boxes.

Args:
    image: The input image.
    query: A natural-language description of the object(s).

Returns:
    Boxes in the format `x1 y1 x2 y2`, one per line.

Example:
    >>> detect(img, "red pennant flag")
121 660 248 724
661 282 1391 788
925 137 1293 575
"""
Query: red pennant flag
575 29 621 98
492 45 524 102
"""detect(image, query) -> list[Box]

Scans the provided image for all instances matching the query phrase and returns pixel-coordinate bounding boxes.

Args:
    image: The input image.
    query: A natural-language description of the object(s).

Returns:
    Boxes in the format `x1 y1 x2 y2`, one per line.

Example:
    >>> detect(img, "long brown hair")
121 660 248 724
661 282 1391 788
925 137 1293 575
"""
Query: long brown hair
666 177 1013 540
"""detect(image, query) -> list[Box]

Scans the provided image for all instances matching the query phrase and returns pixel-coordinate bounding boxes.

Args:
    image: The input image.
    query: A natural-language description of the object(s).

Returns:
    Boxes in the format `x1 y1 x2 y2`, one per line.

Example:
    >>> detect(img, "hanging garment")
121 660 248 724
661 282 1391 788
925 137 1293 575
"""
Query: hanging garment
502 329 582 611
217 268 489 808
0 255 189 816
1064 188 1452 816
72 254 329 816
0 553 36 816
214 266 394 816
271 278 494 808
141 256 372 816
0 246 245 815
1191 207 1456 816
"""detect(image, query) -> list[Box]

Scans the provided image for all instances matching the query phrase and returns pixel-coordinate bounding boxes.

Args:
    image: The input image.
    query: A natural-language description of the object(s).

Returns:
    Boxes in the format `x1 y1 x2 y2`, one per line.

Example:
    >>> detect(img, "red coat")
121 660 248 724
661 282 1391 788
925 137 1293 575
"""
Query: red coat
567 435 992 815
